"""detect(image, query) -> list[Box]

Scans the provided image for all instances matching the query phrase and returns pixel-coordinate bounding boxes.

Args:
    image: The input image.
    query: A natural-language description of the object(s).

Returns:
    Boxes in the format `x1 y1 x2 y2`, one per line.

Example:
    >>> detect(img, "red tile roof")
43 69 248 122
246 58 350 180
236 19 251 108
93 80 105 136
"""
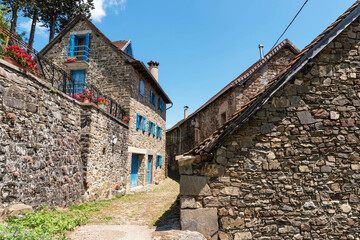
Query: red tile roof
185 0 360 156
167 39 299 132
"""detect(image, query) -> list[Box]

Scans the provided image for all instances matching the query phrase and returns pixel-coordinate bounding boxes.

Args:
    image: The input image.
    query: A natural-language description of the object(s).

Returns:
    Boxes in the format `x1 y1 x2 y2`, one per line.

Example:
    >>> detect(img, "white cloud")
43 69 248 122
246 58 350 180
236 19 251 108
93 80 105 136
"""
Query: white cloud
18 19 48 38
91 0 126 22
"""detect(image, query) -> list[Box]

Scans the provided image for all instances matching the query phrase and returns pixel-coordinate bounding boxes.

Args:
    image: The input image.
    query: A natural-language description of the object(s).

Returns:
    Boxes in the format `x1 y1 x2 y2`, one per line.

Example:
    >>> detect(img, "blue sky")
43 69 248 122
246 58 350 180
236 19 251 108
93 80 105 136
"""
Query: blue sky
17 0 356 129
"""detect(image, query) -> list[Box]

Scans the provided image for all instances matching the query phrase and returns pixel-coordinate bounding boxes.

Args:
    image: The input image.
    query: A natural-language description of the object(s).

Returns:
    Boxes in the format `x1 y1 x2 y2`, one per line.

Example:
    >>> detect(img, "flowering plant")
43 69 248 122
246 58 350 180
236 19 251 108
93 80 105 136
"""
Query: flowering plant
115 185 121 190
65 57 77 63
81 90 93 100
5 46 37 70
70 93 82 100
123 116 130 123
96 98 110 105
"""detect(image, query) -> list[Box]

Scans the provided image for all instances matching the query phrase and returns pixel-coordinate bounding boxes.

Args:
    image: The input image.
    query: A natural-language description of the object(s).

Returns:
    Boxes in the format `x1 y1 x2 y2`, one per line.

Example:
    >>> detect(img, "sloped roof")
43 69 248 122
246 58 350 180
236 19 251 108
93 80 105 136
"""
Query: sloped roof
39 14 172 104
112 40 131 51
167 39 299 132
185 0 360 156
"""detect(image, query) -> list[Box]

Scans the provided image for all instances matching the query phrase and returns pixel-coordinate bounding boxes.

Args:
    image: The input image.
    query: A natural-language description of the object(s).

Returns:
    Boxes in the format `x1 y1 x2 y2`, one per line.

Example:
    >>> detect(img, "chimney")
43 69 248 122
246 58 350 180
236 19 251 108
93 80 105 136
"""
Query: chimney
258 44 264 60
148 61 159 82
184 106 189 119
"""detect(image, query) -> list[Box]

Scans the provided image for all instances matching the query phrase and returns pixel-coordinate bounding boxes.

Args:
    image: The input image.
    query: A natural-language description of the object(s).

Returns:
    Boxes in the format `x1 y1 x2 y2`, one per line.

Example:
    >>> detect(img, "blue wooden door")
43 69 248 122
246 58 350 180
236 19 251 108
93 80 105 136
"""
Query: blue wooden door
147 156 152 184
131 154 138 187
71 70 86 94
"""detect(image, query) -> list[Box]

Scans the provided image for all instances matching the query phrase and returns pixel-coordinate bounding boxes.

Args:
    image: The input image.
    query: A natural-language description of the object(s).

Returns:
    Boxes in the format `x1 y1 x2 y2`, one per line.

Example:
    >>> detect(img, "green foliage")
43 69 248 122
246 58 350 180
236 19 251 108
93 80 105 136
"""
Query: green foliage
69 201 109 211
3 206 88 239
103 216 114 222
49 88 58 94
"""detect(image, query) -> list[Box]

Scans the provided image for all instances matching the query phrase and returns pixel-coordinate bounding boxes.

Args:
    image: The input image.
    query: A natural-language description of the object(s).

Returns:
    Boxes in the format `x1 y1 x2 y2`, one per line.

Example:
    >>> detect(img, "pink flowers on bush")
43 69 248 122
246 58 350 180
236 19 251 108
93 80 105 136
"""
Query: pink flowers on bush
5 46 38 71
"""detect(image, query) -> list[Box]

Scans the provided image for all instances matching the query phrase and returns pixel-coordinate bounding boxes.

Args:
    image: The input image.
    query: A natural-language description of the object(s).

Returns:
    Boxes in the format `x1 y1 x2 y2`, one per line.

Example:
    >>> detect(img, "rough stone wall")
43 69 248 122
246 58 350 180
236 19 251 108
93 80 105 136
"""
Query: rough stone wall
167 47 297 174
127 68 167 187
0 60 128 208
81 105 128 201
42 19 131 108
180 18 360 239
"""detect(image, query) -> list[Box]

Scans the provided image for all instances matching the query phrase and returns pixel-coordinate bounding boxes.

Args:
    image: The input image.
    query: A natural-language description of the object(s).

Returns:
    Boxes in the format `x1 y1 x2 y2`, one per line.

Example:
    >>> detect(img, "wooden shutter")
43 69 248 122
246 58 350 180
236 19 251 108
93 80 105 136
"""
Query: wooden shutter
83 33 90 61
159 155 162 167
69 35 76 57
136 113 141 130
160 127 162 140
150 90 153 103
148 121 152 134
143 116 146 132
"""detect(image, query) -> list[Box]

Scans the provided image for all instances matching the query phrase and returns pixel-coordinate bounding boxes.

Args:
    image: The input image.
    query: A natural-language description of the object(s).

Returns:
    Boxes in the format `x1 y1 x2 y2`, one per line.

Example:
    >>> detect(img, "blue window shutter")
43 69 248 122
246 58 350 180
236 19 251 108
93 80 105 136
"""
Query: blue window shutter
160 99 164 112
83 33 90 61
156 125 159 138
148 121 152 134
69 35 76 57
72 70 86 94
153 124 156 136
140 79 145 96
160 127 162 140
154 94 157 107
150 90 153 103
143 116 146 132
136 113 140 130
159 155 162 167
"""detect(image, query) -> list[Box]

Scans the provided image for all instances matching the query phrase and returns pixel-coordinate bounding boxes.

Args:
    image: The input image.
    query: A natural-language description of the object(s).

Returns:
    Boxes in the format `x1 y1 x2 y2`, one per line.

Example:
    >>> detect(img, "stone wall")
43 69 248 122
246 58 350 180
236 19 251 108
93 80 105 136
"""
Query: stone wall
81 105 128 201
0 60 128 208
179 18 360 239
167 46 297 174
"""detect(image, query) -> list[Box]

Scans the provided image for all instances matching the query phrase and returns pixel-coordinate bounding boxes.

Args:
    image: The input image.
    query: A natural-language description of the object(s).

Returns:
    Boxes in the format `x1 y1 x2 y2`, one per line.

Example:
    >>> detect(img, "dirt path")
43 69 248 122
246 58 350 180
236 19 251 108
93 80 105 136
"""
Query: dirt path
67 178 180 240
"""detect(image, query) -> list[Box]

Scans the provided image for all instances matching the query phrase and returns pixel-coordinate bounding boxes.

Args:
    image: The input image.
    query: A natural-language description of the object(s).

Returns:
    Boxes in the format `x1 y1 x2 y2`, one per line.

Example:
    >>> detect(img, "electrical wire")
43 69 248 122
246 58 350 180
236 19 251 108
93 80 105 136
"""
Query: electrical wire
271 0 310 50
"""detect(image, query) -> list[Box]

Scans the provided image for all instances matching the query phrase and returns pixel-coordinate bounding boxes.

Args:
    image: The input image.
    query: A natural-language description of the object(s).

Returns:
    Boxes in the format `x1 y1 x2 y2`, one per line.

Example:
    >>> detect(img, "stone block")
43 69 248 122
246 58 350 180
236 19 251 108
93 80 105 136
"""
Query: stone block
4 97 24 110
180 175 211 196
180 197 197 209
179 164 193 175
181 208 218 240
220 187 239 196
26 103 37 113
296 111 316 125
234 231 252 240
261 123 275 134
5 204 33 217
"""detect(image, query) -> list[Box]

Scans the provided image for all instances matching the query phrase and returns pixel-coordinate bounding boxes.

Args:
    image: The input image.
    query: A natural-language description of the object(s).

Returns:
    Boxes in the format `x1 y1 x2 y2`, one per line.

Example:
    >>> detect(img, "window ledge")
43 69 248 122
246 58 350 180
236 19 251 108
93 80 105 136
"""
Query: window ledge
64 61 89 70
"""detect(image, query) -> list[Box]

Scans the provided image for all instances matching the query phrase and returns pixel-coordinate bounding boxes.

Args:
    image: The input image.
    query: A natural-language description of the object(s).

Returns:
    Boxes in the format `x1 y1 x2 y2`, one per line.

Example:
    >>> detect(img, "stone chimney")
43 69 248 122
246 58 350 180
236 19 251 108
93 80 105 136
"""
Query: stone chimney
184 106 189 119
148 61 159 82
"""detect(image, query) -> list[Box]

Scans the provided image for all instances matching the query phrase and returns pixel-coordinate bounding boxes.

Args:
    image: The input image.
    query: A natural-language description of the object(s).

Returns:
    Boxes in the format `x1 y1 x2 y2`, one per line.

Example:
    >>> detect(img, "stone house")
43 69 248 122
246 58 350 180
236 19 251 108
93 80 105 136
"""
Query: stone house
166 40 299 174
40 15 172 190
177 1 360 239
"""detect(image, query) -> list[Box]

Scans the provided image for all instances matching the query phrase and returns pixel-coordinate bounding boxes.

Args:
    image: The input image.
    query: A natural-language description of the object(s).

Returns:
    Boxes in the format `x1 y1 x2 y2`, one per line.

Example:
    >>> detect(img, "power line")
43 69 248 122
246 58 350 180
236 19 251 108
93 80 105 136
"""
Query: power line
271 0 310 50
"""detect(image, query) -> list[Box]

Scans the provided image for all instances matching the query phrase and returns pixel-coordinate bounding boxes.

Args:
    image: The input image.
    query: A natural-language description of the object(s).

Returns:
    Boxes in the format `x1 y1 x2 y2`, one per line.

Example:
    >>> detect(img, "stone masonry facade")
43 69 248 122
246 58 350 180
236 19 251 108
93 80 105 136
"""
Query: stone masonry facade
42 16 168 189
167 44 298 173
0 60 128 208
179 15 360 240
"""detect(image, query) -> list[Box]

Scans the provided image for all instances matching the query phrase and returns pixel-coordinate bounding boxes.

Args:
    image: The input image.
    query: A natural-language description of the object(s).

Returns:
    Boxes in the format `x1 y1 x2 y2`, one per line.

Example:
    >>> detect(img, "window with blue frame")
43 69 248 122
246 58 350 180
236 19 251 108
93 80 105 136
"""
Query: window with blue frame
150 90 157 107
159 127 162 140
153 124 156 137
69 33 90 61
71 70 86 94
156 125 160 139
159 98 164 112
156 155 162 168
139 79 145 96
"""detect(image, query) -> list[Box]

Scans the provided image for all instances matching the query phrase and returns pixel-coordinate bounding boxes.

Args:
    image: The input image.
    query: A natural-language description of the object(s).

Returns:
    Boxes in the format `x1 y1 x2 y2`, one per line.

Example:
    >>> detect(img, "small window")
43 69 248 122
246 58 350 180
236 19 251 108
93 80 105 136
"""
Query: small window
153 94 157 107
148 121 152 135
139 79 145 96
142 116 146 132
136 113 142 130
221 112 227 125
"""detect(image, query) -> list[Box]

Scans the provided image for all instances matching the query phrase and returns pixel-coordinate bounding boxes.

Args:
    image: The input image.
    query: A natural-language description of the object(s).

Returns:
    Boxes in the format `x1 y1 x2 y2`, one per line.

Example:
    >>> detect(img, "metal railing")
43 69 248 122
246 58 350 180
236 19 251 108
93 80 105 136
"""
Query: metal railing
63 45 90 61
0 24 128 122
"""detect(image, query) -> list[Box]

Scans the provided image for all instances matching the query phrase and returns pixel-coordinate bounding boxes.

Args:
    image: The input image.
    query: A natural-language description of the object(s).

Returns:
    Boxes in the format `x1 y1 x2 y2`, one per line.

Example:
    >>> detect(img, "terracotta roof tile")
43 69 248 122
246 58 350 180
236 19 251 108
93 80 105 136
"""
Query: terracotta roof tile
112 40 130 51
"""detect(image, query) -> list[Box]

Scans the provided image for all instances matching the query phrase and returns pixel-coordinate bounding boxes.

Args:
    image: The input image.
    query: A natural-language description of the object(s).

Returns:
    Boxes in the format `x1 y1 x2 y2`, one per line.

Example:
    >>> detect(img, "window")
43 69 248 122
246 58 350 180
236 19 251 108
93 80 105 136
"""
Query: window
142 116 146 132
69 33 90 61
148 120 152 135
156 155 162 168
136 113 142 130
221 112 227 125
159 98 164 112
159 127 162 140
71 70 86 94
156 125 160 139
139 79 145 96
149 90 157 107
153 124 156 137
153 94 157 107
150 90 153 103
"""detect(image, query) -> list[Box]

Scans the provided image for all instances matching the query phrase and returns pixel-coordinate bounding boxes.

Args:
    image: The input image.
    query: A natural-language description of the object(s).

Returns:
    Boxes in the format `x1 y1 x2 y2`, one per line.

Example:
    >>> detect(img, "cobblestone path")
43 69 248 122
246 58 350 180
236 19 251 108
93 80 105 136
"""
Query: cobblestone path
67 177 180 240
